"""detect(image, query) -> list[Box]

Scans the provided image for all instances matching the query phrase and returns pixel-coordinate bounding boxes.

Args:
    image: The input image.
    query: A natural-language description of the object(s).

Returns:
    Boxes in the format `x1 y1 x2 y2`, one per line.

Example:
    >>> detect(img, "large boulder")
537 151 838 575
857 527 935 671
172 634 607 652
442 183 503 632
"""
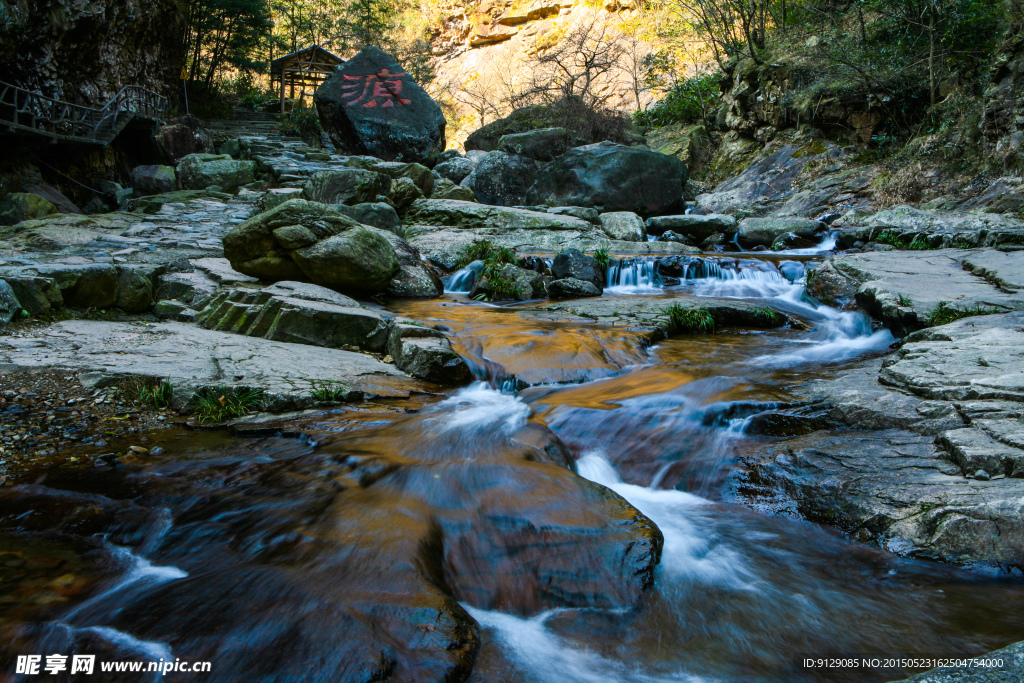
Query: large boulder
315 47 446 165
303 168 391 205
0 280 23 322
599 212 646 242
0 193 58 225
552 248 604 290
434 157 476 184
131 166 177 196
223 198 400 294
461 151 537 207
333 202 402 234
177 154 256 192
527 142 687 215
497 127 577 162
155 115 213 162
378 230 444 298
431 178 476 202
548 277 601 300
737 217 823 248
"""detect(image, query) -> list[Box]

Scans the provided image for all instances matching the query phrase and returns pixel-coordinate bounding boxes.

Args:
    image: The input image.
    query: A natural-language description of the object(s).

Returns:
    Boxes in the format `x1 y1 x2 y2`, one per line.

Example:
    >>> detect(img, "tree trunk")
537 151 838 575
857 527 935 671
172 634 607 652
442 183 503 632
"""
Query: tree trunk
928 4 936 107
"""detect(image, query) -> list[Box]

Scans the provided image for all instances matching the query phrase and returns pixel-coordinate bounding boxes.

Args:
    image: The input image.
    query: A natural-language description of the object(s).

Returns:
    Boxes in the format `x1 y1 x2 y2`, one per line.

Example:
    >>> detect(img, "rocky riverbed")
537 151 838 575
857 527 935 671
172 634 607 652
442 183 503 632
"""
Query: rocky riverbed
2 130 1024 682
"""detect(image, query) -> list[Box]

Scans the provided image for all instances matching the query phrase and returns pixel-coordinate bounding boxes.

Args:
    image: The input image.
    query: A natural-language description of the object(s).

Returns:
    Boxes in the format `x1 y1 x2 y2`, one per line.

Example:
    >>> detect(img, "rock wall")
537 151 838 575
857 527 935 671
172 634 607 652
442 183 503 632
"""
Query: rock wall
428 0 653 147
0 0 184 106
982 32 1024 169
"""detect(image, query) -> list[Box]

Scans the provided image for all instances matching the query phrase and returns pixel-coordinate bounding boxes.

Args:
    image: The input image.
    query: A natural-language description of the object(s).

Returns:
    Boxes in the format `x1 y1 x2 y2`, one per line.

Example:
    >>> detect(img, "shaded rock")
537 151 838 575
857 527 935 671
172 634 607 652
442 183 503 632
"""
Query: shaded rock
177 154 256 192
461 151 537 207
646 214 737 240
658 231 692 244
197 283 390 352
154 271 218 307
547 277 601 299
302 168 391 205
527 142 686 215
552 248 603 290
0 280 23 322
114 266 153 313
805 260 859 308
333 202 402 234
33 263 118 308
548 206 600 224
293 226 400 293
131 165 177 196
404 199 591 232
599 212 645 242
0 193 58 225
497 127 576 161
387 323 472 385
258 188 305 212
315 46 446 164
434 156 476 184
153 299 197 321
387 176 425 210
378 230 444 298
1 276 62 315
470 263 547 301
431 178 476 202
156 115 213 162
737 217 822 248
645 123 710 168
373 161 434 196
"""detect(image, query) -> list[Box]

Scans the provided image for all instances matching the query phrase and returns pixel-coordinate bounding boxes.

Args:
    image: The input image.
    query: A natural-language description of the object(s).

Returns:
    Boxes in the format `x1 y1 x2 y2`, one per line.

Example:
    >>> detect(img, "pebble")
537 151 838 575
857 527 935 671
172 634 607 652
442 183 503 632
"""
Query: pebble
974 469 991 481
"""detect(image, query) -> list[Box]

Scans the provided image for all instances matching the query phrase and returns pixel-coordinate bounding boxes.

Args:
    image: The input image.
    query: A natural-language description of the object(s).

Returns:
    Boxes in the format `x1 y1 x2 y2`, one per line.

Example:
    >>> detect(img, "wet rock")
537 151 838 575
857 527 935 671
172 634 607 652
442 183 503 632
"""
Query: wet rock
131 165 177 196
378 230 443 298
333 201 402 234
646 213 737 240
434 156 477 184
387 323 472 385
315 46 446 164
777 260 805 283
302 168 391 205
197 282 390 352
599 212 646 242
0 280 23 322
177 153 256 192
431 178 477 202
527 142 687 215
547 277 601 300
461 151 538 207
805 260 858 307
497 127 576 161
33 263 118 308
737 217 822 248
552 248 604 290
658 230 692 244
1 276 62 315
0 192 58 225
156 115 213 162
113 266 153 313
470 263 547 301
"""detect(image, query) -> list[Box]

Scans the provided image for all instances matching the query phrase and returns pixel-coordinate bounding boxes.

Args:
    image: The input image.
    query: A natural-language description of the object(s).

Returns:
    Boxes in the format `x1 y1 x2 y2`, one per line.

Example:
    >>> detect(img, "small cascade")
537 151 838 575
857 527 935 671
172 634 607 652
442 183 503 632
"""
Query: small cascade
605 257 662 294
444 266 477 293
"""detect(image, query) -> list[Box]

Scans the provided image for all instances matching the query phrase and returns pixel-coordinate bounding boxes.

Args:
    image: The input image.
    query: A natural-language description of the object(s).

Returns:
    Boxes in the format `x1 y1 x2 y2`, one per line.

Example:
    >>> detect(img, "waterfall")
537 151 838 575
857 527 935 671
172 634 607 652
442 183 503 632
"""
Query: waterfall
605 258 661 294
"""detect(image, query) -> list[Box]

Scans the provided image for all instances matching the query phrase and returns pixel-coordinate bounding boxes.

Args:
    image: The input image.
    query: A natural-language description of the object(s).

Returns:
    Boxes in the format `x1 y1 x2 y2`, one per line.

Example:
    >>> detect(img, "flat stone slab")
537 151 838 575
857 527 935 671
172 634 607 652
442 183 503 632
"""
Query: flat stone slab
407 226 696 259
829 249 1024 334
0 320 424 410
543 295 790 333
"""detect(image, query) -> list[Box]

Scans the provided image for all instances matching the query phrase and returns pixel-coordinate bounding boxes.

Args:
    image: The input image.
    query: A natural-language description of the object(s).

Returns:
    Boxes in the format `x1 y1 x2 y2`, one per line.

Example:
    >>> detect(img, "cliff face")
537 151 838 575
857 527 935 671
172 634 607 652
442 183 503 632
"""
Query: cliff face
0 0 184 106
982 32 1024 169
427 0 654 146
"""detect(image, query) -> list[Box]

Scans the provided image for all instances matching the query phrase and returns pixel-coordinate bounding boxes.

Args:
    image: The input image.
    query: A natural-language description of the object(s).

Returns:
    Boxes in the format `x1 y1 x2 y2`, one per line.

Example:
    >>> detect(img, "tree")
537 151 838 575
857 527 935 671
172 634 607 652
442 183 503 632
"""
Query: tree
668 0 772 65
183 0 273 90
335 0 394 49
521 19 627 108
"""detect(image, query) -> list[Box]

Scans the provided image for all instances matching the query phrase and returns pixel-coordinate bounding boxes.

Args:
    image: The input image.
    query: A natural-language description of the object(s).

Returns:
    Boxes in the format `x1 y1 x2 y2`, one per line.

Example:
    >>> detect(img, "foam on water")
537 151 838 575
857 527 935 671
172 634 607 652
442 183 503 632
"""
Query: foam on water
430 381 530 435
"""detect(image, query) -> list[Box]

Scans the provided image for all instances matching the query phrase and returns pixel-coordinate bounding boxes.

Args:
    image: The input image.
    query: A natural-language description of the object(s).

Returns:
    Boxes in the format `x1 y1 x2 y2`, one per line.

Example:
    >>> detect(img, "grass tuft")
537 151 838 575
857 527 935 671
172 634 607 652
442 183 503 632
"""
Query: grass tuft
188 386 264 424
311 380 350 403
138 381 173 409
751 306 784 327
592 248 610 269
666 304 715 334
926 302 1002 327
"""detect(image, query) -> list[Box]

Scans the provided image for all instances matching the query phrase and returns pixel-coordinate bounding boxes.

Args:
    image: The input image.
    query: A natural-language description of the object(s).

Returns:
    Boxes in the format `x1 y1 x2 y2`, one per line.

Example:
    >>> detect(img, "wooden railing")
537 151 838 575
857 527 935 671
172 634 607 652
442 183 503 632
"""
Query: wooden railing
0 81 168 144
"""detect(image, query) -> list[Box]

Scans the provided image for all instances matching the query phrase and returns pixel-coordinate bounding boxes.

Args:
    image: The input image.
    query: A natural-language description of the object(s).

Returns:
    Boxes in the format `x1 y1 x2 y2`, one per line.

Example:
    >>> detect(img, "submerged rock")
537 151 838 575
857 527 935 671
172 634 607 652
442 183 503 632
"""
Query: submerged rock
315 46 446 164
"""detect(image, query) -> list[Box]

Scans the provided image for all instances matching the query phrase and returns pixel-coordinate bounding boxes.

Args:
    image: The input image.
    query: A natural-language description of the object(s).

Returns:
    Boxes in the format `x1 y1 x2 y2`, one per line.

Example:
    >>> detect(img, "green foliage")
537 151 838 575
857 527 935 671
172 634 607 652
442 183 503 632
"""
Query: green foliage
751 306 784 327
591 248 610 269
278 107 322 140
183 0 273 89
189 386 264 424
634 73 720 128
927 302 1002 327
138 381 173 410
897 294 914 307
311 380 350 403
482 267 528 301
665 304 715 334
456 240 516 268
336 0 395 48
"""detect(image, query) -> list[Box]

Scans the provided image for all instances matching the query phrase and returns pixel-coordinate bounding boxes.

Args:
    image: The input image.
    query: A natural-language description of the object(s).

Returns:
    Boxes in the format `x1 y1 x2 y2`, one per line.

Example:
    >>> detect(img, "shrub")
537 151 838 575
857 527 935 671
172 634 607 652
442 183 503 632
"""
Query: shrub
751 306 784 327
278 107 322 142
591 248 610 269
634 74 720 129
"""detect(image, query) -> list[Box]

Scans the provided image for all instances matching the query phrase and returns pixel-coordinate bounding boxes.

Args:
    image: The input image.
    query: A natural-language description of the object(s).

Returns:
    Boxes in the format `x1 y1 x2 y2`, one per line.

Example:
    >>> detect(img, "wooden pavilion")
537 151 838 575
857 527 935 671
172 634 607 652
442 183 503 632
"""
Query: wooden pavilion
270 45 344 112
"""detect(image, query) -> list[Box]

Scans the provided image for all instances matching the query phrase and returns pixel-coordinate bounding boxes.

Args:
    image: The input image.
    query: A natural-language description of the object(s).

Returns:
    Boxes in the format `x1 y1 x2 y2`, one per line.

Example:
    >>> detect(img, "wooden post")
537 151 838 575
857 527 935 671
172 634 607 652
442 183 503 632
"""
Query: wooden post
280 71 286 114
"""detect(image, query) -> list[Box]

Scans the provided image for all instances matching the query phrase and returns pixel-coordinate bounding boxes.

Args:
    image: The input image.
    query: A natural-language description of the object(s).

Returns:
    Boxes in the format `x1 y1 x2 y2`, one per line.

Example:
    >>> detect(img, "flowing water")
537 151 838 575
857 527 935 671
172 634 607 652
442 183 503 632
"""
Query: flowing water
2 251 1023 682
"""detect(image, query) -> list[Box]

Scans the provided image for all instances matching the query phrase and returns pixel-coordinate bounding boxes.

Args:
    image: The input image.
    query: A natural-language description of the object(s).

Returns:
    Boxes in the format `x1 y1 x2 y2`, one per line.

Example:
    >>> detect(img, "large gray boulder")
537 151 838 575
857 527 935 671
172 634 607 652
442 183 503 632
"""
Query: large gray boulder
377 230 443 298
599 212 645 242
552 248 604 290
131 166 177 196
387 323 472 385
461 151 537 207
434 157 476 184
548 277 601 300
737 217 823 248
177 154 256 192
303 168 391 205
223 198 400 295
527 142 687 215
647 214 737 240
497 127 576 161
315 47 446 165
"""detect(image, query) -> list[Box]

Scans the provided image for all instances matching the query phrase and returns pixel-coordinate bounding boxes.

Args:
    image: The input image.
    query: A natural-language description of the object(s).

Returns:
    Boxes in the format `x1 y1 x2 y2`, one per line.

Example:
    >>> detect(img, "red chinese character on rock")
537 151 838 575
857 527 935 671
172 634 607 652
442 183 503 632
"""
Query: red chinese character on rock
341 69 412 108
